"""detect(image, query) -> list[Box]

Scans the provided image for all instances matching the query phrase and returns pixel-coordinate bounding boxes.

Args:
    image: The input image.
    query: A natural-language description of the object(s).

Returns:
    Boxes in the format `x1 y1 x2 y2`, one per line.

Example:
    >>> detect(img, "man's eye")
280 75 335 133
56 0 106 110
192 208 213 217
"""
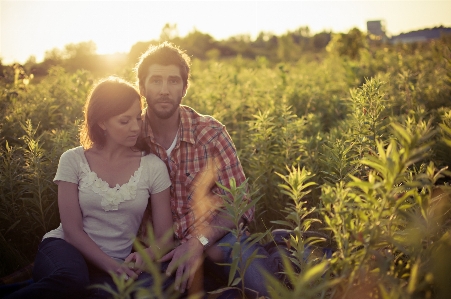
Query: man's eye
120 121 129 125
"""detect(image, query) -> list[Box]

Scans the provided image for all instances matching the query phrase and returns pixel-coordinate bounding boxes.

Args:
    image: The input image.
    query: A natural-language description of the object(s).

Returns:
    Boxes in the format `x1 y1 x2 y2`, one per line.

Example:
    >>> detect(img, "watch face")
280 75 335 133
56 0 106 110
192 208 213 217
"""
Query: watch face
198 235 209 246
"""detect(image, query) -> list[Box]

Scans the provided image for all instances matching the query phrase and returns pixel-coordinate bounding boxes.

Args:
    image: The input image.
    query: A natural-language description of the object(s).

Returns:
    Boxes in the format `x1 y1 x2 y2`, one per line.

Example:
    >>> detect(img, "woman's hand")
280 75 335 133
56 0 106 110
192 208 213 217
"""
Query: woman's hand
124 248 155 276
112 260 139 280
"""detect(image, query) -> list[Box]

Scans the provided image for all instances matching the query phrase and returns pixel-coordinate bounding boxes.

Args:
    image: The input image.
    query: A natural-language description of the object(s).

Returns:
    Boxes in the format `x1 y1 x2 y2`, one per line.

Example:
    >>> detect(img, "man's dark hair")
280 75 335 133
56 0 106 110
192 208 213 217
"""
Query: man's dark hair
135 42 191 90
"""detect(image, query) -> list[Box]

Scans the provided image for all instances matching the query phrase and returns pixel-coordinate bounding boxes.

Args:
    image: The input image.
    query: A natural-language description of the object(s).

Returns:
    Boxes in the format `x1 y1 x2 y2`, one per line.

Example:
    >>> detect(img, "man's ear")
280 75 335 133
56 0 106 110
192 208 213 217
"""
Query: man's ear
182 85 188 97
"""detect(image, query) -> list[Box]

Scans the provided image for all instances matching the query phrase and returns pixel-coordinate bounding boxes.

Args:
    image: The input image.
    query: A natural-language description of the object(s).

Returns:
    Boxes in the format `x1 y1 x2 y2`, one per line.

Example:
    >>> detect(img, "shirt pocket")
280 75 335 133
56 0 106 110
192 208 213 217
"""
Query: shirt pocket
180 160 217 201
179 163 201 201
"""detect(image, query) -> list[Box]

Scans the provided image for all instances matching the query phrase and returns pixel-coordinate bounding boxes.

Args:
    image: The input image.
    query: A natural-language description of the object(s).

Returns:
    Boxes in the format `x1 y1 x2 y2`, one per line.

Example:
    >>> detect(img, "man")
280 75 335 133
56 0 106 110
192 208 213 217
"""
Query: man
136 42 278 297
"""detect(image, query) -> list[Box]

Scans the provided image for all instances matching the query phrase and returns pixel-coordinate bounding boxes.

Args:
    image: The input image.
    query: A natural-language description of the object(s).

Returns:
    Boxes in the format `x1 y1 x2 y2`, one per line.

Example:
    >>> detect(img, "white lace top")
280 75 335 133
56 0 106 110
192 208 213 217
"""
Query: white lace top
43 146 171 261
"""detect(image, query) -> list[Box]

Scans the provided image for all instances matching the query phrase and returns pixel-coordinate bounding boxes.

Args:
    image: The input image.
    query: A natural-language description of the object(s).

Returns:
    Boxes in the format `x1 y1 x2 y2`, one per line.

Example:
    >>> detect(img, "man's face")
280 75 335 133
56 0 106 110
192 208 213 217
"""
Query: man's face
140 64 186 120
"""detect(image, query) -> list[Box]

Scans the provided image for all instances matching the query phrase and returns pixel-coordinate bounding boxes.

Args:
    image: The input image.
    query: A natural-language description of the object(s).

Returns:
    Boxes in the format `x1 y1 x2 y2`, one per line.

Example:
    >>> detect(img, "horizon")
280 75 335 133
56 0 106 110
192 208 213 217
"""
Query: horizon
2 0 451 65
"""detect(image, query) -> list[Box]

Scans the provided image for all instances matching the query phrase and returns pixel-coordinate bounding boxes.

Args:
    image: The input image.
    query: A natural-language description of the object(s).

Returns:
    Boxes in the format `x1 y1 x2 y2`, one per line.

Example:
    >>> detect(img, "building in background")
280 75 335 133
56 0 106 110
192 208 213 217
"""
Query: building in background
367 20 388 43
390 26 451 44
367 20 451 45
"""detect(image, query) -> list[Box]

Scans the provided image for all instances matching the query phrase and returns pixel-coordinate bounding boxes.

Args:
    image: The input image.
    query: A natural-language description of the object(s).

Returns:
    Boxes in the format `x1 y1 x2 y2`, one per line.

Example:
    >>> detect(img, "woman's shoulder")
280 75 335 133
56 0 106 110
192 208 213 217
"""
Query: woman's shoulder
142 153 164 164
60 146 84 159
141 153 167 171
54 146 85 184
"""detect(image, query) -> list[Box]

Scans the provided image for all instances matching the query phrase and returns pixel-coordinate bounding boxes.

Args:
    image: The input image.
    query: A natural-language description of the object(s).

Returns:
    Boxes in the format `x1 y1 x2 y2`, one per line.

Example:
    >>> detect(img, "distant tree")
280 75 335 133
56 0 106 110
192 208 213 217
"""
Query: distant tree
31 49 64 78
254 32 269 48
180 29 215 59
63 41 98 72
23 56 37 73
277 34 297 61
128 41 153 65
44 48 64 64
328 28 367 59
226 34 256 59
291 26 311 51
0 58 6 81
63 41 97 60
250 32 279 60
313 31 332 51
213 42 238 58
159 23 179 42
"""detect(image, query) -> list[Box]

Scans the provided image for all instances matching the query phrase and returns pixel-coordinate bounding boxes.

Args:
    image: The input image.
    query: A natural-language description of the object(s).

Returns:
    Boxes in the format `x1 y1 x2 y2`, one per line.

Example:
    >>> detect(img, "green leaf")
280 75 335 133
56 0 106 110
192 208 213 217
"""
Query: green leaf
407 258 420 294
300 261 329 283
228 242 241 285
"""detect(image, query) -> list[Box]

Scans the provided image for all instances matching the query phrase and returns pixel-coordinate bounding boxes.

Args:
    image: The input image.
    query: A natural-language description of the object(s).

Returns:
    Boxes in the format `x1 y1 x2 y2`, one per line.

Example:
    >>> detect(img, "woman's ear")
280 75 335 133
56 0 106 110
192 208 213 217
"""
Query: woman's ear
98 121 106 130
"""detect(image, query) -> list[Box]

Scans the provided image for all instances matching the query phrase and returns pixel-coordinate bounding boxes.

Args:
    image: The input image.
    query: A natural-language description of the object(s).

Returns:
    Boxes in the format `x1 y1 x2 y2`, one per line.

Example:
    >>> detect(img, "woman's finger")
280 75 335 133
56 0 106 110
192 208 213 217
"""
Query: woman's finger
124 252 137 263
125 267 138 280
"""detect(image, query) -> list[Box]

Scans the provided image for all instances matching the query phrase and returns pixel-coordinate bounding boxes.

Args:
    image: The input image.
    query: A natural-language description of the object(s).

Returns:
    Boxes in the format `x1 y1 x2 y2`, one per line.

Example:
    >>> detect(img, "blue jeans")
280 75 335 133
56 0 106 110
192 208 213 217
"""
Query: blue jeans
201 232 281 299
3 238 154 299
4 233 283 299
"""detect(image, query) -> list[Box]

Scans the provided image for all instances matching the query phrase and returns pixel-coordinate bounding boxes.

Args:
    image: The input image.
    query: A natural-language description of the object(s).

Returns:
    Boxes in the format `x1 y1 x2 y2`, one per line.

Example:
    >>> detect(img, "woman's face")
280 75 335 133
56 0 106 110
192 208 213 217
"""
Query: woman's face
100 99 142 148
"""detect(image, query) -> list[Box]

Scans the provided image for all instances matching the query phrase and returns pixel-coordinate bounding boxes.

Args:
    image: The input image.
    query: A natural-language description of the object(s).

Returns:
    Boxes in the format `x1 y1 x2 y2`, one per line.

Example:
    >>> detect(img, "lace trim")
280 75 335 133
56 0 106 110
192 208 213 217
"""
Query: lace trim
79 160 143 211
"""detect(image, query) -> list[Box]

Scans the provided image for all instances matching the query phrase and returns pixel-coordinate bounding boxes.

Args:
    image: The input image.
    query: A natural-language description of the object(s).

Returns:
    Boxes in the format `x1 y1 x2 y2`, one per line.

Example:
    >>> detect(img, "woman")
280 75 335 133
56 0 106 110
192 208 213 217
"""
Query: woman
5 77 173 299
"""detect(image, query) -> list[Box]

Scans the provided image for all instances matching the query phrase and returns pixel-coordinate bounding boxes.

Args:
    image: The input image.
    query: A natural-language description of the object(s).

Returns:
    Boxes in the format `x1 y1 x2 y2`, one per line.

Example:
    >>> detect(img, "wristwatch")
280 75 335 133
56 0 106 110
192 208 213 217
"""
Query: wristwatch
195 234 209 249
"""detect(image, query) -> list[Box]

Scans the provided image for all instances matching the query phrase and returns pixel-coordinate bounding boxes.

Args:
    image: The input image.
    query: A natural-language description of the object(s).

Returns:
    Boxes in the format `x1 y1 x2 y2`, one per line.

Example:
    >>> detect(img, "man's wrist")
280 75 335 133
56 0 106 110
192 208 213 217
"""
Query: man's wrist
194 234 210 250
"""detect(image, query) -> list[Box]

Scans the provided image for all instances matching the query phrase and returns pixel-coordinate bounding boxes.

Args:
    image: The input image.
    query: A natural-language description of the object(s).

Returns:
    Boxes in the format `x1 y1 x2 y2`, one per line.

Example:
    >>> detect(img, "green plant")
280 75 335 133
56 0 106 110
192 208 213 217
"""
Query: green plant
213 178 267 298
319 120 448 298
260 165 340 299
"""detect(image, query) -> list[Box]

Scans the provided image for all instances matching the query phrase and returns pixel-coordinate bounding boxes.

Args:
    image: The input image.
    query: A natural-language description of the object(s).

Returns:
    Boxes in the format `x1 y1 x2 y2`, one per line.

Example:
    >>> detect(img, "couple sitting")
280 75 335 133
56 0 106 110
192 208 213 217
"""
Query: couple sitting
5 42 288 299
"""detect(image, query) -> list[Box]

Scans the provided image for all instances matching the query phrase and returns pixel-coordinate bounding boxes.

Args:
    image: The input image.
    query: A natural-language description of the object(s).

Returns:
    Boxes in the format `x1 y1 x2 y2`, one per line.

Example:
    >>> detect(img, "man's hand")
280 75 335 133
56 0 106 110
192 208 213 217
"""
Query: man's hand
159 238 204 293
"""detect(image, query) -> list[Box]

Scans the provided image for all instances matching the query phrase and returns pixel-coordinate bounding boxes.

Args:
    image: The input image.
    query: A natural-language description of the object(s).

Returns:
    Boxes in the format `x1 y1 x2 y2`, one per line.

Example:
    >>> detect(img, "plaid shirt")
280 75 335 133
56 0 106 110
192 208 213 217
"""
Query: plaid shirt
142 105 254 242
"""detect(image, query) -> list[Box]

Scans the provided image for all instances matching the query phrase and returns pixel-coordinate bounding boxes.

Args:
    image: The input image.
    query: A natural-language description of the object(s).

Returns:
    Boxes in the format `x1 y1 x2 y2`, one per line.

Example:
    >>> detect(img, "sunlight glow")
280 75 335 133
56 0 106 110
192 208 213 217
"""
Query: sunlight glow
1 0 451 64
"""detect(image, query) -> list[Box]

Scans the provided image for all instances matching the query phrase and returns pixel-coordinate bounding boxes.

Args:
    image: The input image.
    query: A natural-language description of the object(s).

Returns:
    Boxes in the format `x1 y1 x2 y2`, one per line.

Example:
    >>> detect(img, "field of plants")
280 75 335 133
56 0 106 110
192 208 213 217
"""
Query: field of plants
1 33 451 298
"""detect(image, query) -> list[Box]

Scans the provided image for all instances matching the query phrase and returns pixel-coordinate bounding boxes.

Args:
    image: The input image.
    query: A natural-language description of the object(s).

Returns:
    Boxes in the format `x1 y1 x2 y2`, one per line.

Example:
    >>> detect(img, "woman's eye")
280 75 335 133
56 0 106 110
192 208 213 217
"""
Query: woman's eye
120 121 129 125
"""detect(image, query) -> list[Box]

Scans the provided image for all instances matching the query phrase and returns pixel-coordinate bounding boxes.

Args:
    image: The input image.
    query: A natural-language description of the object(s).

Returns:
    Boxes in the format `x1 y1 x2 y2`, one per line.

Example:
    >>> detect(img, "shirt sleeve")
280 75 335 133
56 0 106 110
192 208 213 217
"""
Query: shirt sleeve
187 126 254 243
53 148 80 185
147 155 171 195
212 127 254 224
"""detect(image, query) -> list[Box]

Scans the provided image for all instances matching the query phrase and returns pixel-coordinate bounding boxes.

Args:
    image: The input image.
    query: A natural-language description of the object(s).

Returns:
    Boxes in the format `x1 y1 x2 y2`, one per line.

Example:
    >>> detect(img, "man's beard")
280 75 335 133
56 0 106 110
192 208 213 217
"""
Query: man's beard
146 95 180 120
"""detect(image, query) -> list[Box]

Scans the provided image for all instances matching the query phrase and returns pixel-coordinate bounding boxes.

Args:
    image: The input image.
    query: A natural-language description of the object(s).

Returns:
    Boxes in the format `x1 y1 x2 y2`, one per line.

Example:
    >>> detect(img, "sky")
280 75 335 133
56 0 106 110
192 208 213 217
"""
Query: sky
1 0 451 64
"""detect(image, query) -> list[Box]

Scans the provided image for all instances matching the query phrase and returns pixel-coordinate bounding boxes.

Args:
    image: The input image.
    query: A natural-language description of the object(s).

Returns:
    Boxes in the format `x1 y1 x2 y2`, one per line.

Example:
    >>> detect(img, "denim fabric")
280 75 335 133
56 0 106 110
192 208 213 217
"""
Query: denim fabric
136 232 283 299
202 232 281 299
4 232 292 299
4 237 91 299
3 238 155 299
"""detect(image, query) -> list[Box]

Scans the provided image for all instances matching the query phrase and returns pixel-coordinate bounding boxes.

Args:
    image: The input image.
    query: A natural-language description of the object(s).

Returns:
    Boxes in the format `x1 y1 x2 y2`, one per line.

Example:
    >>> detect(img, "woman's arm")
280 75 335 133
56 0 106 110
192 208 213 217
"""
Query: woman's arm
58 181 137 278
149 187 174 252
125 187 174 274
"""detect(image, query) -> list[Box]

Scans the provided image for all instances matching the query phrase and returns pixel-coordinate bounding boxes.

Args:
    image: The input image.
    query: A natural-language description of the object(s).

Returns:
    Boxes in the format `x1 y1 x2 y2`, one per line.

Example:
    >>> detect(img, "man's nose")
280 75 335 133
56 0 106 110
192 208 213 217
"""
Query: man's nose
160 80 169 95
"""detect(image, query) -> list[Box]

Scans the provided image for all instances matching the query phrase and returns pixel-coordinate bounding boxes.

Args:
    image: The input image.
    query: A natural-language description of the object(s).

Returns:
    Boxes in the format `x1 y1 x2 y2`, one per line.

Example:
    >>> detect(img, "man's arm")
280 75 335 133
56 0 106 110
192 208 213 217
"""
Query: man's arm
159 209 241 293
198 209 247 262
160 126 252 293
